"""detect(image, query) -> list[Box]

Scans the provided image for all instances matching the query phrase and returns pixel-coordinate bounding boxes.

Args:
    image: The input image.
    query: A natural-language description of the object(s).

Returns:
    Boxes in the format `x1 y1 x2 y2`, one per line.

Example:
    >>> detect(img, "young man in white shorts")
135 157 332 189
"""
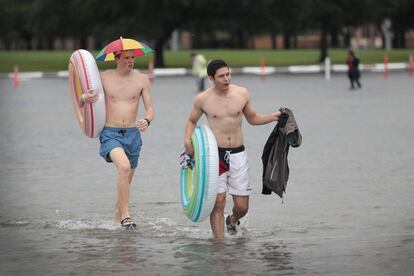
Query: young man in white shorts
184 59 281 238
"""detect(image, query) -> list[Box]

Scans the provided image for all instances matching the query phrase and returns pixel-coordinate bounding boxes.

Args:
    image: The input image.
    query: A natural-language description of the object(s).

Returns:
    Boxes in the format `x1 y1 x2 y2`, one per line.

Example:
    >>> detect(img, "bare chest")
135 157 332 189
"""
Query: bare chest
203 97 245 119
104 81 142 102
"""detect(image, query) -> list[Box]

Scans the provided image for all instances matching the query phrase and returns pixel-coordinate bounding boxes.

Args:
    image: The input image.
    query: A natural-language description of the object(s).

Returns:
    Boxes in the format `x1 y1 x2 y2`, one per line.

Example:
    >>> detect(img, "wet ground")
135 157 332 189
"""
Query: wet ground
0 73 413 275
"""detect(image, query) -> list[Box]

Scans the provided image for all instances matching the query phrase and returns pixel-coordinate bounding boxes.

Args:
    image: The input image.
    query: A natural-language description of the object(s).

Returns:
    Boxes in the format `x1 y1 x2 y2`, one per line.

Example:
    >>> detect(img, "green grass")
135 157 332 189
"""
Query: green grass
1 49 413 72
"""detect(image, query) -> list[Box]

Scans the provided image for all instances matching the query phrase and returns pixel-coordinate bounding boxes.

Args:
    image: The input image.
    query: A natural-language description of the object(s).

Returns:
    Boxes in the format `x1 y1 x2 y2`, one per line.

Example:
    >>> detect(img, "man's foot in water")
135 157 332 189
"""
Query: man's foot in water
226 215 240 235
120 217 136 229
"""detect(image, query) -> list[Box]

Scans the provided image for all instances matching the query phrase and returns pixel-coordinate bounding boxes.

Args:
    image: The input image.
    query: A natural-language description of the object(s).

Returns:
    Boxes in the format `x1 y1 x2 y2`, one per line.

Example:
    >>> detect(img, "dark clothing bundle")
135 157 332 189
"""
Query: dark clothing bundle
261 108 302 198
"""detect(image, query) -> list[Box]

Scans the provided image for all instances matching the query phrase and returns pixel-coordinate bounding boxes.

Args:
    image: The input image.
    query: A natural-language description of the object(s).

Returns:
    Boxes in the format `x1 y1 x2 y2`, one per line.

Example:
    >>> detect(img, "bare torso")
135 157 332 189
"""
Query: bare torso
200 84 248 147
101 70 146 128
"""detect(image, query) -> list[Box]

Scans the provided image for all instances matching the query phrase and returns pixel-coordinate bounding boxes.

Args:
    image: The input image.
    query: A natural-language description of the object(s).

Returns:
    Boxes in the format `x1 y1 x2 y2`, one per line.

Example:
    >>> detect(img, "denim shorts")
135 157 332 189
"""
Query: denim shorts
99 126 142 169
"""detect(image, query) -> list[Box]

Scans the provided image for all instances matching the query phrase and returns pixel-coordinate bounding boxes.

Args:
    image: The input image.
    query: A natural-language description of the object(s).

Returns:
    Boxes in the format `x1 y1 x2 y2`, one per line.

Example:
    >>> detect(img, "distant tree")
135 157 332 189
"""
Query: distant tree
0 0 19 49
30 0 72 49
309 0 344 62
66 0 103 49
339 0 374 48
0 0 35 49
362 0 414 49
185 0 271 49
2 0 414 60
126 0 200 68
268 0 311 49
384 0 414 48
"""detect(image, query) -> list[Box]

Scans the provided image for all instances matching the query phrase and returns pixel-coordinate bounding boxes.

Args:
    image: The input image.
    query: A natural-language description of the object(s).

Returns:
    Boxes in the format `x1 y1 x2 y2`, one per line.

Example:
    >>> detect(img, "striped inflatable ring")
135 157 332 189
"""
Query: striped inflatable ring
180 125 218 222
68 49 105 138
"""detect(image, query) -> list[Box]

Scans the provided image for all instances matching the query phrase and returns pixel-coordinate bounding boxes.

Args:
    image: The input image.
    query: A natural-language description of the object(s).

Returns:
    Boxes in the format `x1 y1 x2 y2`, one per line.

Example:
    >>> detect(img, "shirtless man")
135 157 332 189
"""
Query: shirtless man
184 59 281 238
81 50 154 229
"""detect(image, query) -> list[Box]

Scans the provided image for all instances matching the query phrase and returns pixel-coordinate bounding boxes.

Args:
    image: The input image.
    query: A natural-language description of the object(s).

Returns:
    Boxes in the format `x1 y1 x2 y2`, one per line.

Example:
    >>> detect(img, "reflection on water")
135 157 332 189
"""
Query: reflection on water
174 240 219 275
114 233 148 266
173 238 293 275
257 242 293 272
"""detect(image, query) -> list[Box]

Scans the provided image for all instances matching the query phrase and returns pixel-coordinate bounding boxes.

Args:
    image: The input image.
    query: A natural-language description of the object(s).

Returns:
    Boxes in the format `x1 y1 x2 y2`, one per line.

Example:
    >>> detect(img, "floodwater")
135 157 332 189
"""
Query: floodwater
0 72 413 275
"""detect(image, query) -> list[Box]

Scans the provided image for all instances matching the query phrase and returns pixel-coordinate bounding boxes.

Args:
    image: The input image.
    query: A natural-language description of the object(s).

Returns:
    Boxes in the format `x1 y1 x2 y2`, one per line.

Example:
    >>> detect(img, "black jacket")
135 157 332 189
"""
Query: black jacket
262 107 302 198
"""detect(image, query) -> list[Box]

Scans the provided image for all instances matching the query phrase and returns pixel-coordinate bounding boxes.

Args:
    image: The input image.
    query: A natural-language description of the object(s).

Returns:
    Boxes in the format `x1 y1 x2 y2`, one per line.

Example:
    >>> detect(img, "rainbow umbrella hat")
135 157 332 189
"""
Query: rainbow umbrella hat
96 37 153 61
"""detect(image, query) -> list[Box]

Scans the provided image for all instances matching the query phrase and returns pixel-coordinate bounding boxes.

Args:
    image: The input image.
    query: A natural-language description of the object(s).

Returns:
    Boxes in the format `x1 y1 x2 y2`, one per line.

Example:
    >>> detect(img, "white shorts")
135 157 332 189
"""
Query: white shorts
218 149 251 196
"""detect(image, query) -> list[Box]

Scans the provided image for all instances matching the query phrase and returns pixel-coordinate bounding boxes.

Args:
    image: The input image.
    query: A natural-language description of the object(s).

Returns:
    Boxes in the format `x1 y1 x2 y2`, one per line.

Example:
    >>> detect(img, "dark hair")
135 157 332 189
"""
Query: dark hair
207 59 228 77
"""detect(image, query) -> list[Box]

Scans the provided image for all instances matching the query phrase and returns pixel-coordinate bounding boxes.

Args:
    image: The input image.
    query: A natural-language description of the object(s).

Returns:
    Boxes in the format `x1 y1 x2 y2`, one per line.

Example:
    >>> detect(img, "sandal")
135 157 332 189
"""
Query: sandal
120 217 137 229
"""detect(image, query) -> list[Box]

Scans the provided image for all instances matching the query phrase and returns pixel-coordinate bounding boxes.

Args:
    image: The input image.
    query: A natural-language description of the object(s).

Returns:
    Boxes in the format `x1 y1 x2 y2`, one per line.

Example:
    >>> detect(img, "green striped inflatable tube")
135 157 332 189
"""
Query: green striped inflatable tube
180 125 218 222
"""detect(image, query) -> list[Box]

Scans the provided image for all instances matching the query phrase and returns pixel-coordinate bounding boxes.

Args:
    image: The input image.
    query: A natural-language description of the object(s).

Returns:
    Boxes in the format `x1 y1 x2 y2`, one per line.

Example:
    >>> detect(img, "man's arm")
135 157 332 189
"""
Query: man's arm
137 75 155 131
184 95 204 156
242 89 281 125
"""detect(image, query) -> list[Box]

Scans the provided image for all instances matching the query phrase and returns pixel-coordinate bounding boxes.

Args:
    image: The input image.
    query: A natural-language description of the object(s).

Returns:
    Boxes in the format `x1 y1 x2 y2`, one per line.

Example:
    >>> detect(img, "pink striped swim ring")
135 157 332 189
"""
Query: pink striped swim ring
68 49 105 138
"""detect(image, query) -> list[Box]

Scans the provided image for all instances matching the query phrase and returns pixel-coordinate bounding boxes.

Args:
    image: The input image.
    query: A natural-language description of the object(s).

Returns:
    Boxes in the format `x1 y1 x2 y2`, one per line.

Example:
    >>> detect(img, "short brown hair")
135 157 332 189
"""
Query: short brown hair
207 59 228 77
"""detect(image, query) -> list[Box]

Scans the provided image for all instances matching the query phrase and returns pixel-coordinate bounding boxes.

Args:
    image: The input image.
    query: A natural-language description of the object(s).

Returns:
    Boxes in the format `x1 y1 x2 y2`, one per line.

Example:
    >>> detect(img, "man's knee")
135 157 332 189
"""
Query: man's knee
118 161 132 175
212 194 226 212
235 205 249 216
234 198 249 216
109 148 131 172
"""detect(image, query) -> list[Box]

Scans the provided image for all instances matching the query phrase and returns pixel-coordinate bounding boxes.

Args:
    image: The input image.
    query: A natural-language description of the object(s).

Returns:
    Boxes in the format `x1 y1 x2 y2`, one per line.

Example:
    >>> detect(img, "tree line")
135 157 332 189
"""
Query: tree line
1 0 413 67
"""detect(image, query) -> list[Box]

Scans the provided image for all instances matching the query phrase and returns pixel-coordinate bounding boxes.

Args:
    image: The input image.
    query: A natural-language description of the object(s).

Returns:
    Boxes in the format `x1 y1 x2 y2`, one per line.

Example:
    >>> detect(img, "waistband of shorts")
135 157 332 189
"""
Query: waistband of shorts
103 126 139 133
218 145 245 154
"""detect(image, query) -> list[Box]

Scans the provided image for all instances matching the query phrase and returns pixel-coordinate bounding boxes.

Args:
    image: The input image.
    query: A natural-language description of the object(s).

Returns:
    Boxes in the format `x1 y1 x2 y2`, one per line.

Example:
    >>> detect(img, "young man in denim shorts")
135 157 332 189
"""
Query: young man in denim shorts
82 50 154 229
184 60 281 238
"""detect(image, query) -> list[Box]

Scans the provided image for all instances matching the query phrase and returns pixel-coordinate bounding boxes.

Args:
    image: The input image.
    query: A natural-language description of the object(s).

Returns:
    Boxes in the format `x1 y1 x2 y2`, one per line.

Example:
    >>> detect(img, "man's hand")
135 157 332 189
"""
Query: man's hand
184 140 194 157
137 118 150 132
81 89 99 106
272 111 282 122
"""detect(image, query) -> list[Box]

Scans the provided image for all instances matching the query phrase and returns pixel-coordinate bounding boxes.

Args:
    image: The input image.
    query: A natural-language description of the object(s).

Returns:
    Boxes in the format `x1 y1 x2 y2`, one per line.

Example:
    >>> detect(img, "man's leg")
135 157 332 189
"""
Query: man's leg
109 147 134 223
210 192 226 239
195 78 199 92
348 73 354 89
119 167 136 219
199 77 205 92
230 195 249 224
356 77 362 88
